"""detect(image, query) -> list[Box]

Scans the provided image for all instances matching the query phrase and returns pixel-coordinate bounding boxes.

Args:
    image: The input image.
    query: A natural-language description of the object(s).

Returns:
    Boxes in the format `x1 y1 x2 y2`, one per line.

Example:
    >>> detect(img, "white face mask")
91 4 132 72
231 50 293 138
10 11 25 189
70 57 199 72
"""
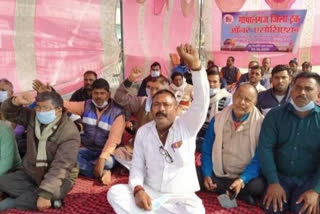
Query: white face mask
151 70 160 77
210 88 219 96
290 99 315 112
146 88 151 97
92 100 108 108
0 91 8 103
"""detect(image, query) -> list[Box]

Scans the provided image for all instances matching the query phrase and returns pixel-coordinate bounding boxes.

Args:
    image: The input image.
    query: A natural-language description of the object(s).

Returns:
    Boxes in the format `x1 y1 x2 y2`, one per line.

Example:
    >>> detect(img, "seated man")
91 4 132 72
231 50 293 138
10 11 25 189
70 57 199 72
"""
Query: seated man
199 83 265 205
258 72 320 214
107 44 209 214
168 71 193 114
63 79 125 185
0 91 80 211
302 61 312 72
70 70 97 101
112 69 169 168
0 121 21 176
257 65 292 115
246 65 266 93
137 62 167 97
196 69 231 152
220 56 241 92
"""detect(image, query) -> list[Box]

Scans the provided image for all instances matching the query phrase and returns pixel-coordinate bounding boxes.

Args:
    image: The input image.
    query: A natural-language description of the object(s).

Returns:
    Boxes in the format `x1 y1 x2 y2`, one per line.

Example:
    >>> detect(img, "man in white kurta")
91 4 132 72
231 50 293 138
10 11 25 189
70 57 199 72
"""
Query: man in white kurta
107 44 209 214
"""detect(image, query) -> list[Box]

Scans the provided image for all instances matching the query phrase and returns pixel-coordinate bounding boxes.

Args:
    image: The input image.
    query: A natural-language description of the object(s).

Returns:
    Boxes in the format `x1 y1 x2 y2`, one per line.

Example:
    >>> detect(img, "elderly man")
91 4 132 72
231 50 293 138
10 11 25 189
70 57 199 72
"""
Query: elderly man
200 83 265 205
63 79 125 185
258 72 320 214
70 70 97 101
0 91 80 211
257 65 292 115
107 44 209 214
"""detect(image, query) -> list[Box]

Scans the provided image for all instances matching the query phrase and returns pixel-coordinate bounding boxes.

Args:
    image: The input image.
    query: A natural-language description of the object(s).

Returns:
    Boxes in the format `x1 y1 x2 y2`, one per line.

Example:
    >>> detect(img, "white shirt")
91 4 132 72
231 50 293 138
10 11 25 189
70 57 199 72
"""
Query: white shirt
255 82 266 93
129 68 209 194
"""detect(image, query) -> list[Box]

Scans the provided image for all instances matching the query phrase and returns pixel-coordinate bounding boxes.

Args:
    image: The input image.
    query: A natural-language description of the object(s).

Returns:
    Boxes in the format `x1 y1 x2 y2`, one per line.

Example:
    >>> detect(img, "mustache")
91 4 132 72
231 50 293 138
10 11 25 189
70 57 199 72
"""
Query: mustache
156 112 167 117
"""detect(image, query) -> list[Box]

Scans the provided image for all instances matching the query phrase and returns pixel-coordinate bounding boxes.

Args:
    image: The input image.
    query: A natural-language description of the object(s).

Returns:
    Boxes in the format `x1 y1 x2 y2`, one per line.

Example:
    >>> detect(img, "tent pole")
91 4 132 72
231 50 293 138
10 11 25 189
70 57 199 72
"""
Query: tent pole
120 0 125 80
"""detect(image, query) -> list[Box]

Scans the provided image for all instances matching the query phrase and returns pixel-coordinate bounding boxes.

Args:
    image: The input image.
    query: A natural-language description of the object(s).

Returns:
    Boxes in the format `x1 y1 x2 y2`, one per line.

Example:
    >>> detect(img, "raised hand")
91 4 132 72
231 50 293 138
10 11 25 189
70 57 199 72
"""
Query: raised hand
128 67 144 83
176 44 201 71
32 79 52 93
12 94 34 106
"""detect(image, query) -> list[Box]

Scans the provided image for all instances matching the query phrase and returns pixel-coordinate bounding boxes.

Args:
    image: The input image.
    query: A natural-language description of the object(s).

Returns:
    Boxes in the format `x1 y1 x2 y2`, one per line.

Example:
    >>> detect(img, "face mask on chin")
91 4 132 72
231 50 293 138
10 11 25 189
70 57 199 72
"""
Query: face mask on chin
151 70 160 77
290 99 315 112
92 100 109 109
0 91 8 103
36 110 57 125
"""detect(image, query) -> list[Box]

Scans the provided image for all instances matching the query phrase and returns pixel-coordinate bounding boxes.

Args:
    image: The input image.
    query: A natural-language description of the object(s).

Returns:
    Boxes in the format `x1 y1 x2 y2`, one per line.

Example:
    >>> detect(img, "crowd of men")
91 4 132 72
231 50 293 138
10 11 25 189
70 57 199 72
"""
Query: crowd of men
0 43 319 214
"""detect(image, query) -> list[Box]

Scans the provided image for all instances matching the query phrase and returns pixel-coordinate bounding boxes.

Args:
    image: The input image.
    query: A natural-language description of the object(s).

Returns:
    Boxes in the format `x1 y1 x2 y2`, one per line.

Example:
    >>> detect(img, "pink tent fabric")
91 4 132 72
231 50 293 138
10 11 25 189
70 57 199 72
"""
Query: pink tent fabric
0 0 119 94
203 0 320 69
123 0 198 78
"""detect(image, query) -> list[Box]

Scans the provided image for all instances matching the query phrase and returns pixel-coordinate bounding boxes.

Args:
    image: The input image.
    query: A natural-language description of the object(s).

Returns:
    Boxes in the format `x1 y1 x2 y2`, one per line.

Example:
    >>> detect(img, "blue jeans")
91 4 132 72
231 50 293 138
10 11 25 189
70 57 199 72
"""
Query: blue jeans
77 147 116 178
262 175 319 214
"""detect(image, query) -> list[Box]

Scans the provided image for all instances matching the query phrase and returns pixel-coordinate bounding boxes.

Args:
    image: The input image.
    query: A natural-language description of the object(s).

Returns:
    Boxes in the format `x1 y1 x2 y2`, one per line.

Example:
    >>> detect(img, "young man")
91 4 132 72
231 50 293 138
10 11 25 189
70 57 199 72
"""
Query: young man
70 70 97 102
220 56 241 92
107 43 209 214
247 65 266 93
200 83 265 205
0 91 80 211
64 79 125 185
258 72 320 214
257 65 292 115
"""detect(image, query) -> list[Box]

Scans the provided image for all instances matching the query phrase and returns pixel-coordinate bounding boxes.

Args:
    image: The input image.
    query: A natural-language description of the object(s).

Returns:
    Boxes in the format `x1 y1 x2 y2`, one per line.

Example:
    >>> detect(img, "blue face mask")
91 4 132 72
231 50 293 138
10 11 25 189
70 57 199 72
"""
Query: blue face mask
290 99 315 112
36 110 57 125
0 91 8 103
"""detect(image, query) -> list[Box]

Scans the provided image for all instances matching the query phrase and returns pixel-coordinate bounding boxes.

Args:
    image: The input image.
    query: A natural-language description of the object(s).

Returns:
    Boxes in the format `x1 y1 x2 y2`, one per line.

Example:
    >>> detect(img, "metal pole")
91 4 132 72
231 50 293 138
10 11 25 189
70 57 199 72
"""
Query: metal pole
198 0 203 58
120 0 125 80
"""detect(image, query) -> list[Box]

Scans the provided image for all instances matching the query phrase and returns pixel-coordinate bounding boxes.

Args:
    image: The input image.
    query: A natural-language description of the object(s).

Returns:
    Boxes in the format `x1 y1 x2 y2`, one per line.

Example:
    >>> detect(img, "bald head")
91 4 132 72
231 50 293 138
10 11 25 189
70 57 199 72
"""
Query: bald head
232 83 258 119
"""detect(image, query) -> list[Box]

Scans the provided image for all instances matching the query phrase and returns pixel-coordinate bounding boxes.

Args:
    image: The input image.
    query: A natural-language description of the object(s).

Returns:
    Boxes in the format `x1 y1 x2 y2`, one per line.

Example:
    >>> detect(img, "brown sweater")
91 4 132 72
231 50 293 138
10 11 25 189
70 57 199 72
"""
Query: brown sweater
1 98 80 200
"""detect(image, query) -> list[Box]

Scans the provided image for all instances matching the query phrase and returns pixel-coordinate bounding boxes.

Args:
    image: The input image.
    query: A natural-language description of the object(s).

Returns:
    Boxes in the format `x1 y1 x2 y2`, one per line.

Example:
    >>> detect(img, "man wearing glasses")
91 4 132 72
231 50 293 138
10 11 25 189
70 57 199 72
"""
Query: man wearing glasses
107 43 209 214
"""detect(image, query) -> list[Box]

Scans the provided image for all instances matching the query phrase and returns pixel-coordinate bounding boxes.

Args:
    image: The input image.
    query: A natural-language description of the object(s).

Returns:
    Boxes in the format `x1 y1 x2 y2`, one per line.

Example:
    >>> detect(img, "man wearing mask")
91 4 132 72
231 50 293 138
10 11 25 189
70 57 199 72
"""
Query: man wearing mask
70 70 97 102
258 72 320 214
112 70 169 168
220 56 241 92
168 72 193 114
137 62 167 97
196 70 231 151
0 79 13 105
0 91 80 211
257 65 292 115
63 79 125 186
108 43 209 214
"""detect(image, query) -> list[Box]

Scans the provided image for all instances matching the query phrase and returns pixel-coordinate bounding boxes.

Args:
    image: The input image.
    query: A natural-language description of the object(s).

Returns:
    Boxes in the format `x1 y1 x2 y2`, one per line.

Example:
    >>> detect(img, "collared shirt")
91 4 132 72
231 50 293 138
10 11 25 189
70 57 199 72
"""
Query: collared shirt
129 68 209 193
257 88 290 115
257 103 320 193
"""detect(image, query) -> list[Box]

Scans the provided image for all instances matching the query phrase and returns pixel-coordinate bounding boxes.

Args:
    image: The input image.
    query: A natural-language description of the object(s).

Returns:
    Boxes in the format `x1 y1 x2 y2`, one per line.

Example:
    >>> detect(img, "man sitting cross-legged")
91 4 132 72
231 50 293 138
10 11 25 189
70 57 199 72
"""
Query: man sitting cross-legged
107 43 209 214
199 83 266 205
0 91 80 211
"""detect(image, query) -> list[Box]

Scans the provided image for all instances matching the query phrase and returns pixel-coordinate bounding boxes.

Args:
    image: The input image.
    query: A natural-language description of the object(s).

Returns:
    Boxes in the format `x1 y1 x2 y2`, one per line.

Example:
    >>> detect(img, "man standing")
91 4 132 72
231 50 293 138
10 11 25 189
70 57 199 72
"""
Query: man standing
107 44 209 214
200 83 265 205
220 56 241 91
257 65 292 115
70 70 97 101
258 72 320 214
0 91 80 211
137 62 167 97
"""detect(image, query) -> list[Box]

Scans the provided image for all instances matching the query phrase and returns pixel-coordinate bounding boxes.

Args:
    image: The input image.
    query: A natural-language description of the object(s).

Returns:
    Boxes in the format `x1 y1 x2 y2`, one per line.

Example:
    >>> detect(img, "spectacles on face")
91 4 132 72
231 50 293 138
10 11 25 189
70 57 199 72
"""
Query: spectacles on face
159 146 173 163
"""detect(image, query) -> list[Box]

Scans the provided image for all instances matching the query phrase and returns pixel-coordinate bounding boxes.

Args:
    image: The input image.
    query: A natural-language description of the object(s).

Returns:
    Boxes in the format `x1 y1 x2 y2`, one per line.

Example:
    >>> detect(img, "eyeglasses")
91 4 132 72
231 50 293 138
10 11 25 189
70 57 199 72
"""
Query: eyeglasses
159 146 174 163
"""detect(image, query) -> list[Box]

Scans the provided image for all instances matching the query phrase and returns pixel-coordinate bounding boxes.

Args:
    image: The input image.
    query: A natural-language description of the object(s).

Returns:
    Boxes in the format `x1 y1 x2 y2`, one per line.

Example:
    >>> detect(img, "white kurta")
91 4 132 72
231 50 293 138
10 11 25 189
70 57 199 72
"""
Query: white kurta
107 68 209 214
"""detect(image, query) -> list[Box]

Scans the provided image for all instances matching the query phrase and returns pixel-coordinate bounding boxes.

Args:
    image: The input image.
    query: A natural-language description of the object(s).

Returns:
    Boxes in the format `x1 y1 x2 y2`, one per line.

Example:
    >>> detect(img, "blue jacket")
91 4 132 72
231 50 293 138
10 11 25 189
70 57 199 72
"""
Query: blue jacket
257 88 290 112
201 117 260 184
81 99 123 152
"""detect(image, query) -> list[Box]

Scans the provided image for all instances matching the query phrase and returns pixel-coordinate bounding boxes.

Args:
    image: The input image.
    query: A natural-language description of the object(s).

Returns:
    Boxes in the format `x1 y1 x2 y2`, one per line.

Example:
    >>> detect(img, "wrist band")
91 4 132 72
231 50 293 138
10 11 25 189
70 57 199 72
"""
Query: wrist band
133 185 144 197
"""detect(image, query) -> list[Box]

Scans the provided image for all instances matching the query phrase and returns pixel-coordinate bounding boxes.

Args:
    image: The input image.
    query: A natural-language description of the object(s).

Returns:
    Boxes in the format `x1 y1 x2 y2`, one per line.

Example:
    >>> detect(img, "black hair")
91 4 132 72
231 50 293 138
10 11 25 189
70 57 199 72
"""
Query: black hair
84 70 97 79
35 91 63 109
91 78 110 92
152 89 176 102
150 62 161 69
250 65 264 76
228 56 235 62
171 72 184 81
0 78 13 91
271 64 292 77
293 71 320 85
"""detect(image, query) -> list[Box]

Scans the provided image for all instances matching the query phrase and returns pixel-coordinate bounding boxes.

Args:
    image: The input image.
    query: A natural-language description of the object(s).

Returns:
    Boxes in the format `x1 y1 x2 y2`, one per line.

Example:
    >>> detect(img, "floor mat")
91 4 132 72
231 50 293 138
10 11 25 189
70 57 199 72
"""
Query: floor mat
2 174 277 214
